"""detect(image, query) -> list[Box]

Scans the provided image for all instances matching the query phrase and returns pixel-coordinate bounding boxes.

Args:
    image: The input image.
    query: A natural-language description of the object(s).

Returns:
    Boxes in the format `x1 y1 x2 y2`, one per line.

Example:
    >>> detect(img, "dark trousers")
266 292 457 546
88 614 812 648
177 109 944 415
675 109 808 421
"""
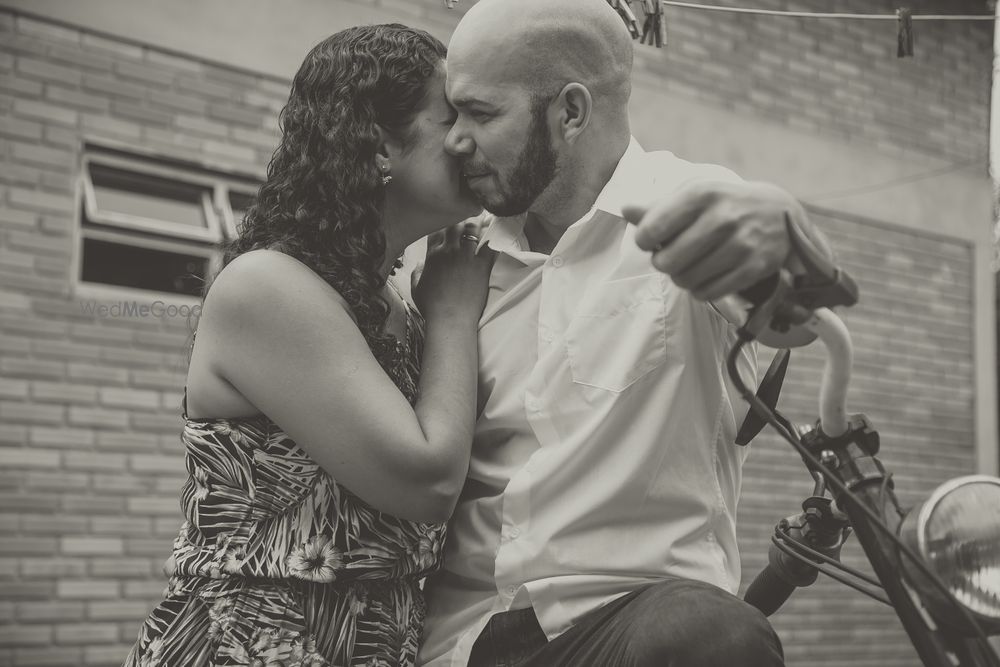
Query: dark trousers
468 577 785 667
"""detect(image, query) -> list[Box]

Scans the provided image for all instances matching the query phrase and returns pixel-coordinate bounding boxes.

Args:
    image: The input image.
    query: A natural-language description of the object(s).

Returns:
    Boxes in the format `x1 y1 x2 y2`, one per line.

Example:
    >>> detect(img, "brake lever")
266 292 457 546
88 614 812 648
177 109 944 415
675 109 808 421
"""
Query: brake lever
738 214 859 341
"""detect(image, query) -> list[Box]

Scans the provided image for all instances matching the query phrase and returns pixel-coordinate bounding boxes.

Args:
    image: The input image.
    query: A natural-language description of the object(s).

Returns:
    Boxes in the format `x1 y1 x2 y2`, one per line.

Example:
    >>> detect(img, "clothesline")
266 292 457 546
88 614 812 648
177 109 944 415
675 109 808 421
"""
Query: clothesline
660 2 995 21
444 0 995 21
602 1 995 53
443 1 994 55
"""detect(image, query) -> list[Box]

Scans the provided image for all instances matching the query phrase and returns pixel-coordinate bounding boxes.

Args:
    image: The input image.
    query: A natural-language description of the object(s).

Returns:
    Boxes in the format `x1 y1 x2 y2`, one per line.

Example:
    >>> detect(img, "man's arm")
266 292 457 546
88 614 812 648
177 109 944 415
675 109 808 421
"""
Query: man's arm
622 180 833 347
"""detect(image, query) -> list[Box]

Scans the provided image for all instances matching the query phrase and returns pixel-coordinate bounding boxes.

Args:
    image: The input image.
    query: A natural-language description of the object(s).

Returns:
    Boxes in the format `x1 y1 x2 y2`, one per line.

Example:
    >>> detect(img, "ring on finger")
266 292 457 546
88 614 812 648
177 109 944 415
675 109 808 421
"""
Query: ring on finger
460 234 480 244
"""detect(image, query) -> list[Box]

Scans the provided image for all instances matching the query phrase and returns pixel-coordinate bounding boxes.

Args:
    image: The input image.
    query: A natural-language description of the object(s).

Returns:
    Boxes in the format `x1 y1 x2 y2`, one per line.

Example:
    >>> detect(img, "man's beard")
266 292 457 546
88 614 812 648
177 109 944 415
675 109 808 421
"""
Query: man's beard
474 103 558 218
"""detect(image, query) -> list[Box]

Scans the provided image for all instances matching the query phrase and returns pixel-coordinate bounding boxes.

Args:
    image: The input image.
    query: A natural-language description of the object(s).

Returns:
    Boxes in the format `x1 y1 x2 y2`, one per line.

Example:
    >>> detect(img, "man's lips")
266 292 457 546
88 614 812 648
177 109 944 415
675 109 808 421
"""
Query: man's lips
463 166 491 178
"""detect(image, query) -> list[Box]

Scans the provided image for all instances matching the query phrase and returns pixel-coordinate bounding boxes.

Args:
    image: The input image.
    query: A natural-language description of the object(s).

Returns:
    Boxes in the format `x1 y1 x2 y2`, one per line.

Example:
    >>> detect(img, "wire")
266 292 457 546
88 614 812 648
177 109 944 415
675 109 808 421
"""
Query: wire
878 472 905 521
771 535 892 606
726 335 1000 662
773 525 885 591
660 2 996 20
803 158 985 203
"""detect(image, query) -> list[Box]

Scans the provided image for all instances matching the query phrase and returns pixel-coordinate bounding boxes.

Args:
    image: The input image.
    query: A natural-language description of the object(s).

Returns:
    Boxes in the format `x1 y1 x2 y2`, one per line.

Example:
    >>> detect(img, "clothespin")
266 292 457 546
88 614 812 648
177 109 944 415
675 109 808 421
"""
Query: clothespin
896 7 914 57
640 0 666 48
657 2 668 48
607 0 641 39
639 0 655 41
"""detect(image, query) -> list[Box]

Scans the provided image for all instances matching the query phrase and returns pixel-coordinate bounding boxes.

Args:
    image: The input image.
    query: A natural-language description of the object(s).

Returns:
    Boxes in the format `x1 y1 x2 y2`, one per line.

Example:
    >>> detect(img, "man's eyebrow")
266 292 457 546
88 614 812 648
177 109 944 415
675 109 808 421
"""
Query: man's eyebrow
450 97 497 110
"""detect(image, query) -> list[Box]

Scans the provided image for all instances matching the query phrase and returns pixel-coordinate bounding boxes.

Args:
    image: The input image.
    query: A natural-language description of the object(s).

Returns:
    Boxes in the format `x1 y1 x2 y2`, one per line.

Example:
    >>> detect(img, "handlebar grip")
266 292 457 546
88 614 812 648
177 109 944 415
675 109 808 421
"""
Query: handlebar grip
743 564 797 617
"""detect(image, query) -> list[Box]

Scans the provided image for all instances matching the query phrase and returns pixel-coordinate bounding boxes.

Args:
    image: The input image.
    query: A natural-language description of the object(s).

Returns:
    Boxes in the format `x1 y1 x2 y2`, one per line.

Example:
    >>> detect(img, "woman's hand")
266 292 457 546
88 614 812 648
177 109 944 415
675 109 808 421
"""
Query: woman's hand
413 217 495 322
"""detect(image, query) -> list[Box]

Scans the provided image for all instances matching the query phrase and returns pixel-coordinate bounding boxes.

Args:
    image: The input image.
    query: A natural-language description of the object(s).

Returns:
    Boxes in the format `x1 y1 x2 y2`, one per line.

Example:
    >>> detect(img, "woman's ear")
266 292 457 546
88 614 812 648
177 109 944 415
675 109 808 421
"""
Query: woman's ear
374 125 393 173
375 151 391 176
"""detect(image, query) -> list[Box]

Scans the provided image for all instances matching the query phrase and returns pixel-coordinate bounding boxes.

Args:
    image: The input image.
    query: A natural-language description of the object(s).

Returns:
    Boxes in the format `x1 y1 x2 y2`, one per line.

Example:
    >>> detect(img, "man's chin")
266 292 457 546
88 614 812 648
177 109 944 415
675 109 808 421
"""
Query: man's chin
460 177 490 201
464 180 532 217
476 193 531 218
483 198 531 218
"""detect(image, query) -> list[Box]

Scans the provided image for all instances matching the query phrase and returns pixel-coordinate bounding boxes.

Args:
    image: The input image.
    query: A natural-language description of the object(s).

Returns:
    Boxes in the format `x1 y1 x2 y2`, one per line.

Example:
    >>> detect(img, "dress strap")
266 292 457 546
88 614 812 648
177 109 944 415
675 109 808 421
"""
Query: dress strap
182 330 196 419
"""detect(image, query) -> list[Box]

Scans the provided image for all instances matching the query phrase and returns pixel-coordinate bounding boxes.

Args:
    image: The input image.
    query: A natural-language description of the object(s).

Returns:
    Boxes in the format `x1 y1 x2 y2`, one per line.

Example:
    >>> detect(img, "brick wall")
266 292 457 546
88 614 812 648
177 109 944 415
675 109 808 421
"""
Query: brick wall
0 2 990 665
0 12 286 665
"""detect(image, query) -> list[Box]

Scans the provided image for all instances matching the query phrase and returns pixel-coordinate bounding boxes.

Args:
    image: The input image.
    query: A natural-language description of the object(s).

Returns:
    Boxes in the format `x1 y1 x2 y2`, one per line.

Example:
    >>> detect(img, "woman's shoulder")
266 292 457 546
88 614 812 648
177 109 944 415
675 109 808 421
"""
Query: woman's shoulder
206 249 347 307
216 248 324 290
207 249 354 323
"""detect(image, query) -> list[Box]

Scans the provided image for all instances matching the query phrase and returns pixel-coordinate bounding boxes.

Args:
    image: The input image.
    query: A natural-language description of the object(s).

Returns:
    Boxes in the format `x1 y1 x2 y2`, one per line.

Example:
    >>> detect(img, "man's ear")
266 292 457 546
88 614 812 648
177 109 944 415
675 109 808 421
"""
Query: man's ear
556 82 593 144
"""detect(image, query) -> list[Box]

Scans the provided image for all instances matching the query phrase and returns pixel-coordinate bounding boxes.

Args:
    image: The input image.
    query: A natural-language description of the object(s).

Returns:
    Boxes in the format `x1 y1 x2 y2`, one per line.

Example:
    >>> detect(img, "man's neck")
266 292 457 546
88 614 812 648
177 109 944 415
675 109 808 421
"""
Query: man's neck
522 138 630 254
523 214 562 255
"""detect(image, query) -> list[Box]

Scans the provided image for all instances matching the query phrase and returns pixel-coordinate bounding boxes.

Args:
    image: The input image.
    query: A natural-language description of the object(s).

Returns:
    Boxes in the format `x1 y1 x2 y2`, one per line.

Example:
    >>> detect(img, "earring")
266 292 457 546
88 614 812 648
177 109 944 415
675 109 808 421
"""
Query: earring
380 164 392 186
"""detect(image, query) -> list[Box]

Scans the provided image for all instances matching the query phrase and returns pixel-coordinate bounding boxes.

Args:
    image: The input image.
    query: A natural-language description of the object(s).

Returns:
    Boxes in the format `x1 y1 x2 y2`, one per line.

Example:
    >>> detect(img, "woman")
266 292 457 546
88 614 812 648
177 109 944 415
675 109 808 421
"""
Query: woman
124 24 491 667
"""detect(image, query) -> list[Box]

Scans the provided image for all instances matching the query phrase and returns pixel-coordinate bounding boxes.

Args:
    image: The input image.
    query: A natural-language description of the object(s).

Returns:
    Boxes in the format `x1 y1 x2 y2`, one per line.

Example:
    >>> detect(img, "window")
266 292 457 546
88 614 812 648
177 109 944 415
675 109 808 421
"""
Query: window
225 190 256 237
78 150 257 297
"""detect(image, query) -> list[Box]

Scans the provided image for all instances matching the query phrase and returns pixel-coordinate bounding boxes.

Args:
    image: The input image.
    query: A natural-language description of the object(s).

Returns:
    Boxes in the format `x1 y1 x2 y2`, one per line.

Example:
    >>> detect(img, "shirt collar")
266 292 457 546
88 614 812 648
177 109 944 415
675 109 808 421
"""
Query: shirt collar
592 136 651 219
479 212 526 255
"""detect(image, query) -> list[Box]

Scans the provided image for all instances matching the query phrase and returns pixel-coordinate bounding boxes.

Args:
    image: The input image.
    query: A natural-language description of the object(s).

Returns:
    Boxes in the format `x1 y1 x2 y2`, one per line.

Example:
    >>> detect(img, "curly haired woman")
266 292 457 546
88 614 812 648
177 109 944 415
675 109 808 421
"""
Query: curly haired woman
123 24 491 667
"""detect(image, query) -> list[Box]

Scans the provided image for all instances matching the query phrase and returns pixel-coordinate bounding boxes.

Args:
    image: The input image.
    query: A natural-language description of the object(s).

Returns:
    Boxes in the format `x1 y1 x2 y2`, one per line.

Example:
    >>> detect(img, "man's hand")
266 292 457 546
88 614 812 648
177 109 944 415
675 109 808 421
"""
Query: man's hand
623 181 814 302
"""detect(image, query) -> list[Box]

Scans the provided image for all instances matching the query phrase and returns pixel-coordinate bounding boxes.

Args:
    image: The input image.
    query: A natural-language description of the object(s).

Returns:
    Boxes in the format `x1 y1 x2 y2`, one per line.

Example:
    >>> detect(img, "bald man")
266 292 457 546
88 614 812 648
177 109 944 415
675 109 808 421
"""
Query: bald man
417 0 830 664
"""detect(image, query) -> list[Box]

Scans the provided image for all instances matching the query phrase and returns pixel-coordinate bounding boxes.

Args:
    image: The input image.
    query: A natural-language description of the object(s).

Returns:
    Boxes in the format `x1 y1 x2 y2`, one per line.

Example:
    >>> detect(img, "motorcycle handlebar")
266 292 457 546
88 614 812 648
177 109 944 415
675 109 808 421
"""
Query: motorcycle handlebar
801 308 853 438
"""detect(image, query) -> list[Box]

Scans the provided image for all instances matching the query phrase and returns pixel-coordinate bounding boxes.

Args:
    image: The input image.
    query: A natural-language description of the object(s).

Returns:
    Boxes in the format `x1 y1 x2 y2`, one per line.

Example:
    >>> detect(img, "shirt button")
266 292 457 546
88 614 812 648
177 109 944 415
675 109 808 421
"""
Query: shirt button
507 586 517 596
551 255 564 268
540 328 553 342
525 397 540 412
509 527 521 539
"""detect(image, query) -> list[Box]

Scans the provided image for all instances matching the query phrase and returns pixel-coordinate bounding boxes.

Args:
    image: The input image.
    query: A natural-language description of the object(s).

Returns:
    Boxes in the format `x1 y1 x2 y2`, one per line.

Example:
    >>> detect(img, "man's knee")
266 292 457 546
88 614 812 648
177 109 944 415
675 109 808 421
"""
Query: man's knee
626 579 784 667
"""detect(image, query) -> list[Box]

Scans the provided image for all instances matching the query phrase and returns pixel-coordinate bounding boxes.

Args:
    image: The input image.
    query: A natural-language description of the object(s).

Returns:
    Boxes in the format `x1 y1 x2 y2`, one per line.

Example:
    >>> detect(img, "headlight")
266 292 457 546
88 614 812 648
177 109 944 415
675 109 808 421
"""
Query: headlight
899 475 1000 634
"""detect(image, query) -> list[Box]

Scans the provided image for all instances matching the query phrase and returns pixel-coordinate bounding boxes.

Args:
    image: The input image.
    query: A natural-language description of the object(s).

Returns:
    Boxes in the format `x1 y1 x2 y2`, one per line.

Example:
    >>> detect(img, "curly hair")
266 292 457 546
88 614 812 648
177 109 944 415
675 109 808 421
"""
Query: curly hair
220 24 447 342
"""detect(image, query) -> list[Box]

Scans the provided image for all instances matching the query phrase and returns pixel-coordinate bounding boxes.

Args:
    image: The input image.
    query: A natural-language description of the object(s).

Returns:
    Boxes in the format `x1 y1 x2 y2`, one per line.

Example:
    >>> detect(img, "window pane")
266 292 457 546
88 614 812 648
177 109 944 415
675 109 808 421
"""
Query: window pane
90 163 208 229
229 191 255 234
81 237 208 296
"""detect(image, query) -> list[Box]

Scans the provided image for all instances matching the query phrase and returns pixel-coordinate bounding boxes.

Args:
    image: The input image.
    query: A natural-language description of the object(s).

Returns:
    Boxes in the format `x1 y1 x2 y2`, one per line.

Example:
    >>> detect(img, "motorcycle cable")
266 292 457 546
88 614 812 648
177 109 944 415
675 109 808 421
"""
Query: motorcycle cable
770 533 890 606
770 525 885 591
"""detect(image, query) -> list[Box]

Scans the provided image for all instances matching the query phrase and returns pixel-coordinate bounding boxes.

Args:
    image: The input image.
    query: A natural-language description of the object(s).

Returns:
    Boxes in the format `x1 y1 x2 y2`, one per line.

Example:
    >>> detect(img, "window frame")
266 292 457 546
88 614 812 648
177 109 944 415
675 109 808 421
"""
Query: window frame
78 228 217 301
216 185 257 239
81 153 225 243
75 148 258 300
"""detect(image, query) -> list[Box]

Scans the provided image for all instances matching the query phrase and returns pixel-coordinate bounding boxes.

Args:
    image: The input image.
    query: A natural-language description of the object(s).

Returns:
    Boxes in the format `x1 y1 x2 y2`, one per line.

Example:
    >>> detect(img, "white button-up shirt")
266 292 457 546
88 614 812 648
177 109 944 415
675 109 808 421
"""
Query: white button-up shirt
418 139 757 666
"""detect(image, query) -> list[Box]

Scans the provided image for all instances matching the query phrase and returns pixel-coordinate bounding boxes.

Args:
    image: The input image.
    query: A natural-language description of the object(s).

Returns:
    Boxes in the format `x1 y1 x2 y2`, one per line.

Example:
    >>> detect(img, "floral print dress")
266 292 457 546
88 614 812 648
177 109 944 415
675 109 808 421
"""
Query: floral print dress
124 303 445 667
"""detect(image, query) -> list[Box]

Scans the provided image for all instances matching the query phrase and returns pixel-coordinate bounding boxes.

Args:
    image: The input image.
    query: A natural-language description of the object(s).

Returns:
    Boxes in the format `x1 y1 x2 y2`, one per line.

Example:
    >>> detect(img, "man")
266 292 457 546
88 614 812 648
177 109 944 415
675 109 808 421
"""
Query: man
418 0 832 664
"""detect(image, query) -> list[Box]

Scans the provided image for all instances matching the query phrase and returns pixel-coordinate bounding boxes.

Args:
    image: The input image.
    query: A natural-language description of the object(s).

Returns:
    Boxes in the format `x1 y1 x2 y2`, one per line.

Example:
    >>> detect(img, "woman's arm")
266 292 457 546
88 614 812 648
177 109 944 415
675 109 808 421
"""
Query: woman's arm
198 245 488 523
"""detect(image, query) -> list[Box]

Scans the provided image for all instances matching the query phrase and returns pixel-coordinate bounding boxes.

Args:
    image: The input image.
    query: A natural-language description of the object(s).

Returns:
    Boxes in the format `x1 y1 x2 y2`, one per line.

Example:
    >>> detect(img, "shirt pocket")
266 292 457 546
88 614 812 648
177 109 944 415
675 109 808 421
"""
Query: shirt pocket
564 274 669 393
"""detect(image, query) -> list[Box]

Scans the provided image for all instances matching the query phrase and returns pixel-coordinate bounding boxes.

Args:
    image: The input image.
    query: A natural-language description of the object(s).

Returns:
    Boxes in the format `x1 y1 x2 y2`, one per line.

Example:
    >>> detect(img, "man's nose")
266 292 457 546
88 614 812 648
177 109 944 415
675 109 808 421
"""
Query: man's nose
444 121 474 157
